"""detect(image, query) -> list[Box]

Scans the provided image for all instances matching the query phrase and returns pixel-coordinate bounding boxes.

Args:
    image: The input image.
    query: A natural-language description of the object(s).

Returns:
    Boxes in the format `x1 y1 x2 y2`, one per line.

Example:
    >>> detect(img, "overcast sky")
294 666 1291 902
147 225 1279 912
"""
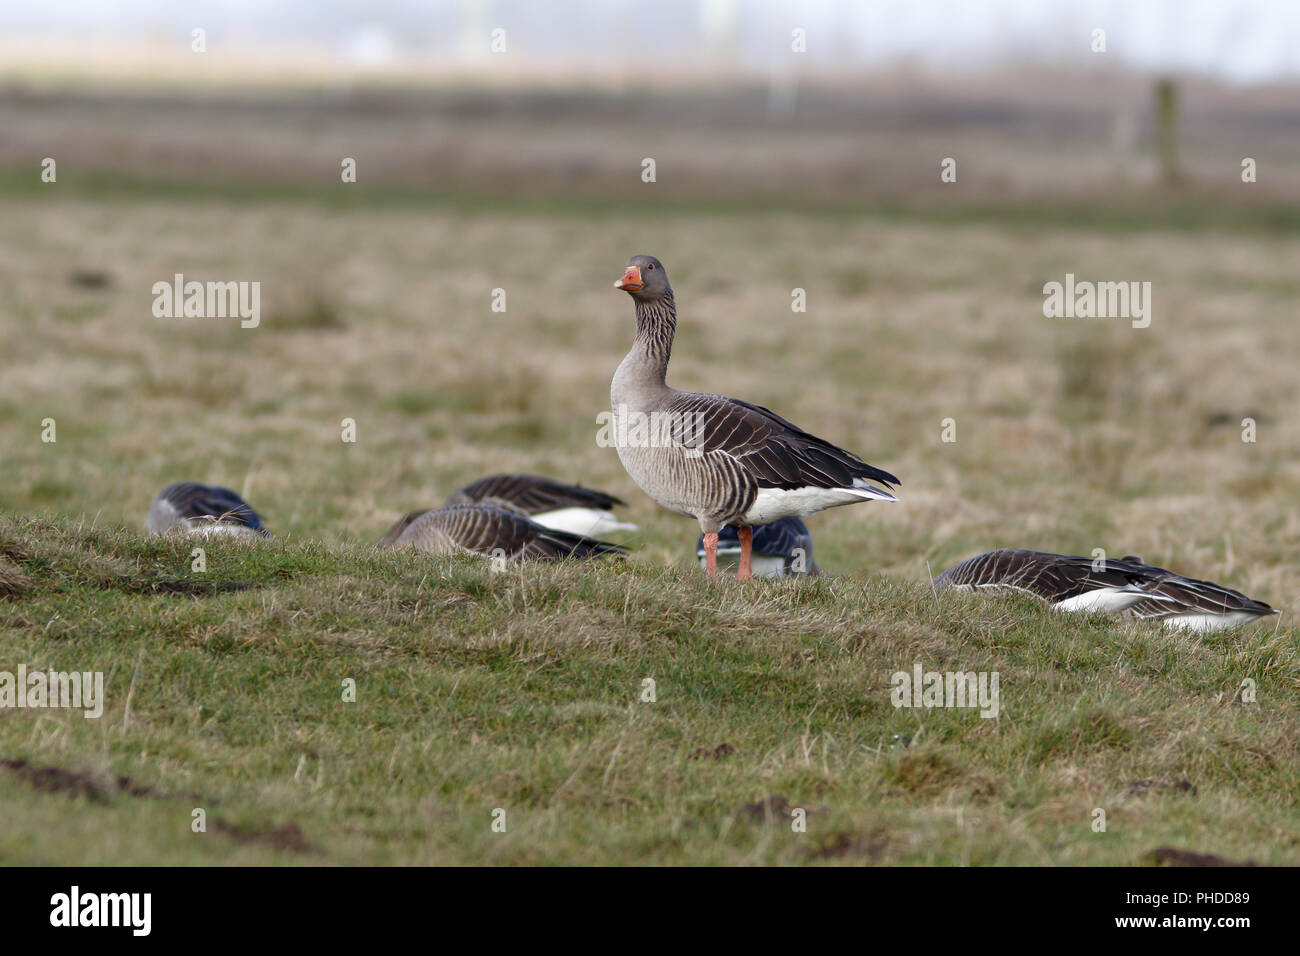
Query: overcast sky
4 0 1298 83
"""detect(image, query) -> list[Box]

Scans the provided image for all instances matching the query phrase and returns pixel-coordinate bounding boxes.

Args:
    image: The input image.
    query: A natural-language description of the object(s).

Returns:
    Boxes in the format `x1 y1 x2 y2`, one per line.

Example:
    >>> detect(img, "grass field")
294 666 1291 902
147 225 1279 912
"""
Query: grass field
1 85 1298 864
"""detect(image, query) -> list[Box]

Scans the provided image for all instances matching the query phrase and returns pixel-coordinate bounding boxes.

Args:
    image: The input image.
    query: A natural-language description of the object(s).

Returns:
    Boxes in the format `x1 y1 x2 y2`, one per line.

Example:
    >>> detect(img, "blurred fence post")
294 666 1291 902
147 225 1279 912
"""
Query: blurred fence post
1156 78 1180 184
1111 105 1137 180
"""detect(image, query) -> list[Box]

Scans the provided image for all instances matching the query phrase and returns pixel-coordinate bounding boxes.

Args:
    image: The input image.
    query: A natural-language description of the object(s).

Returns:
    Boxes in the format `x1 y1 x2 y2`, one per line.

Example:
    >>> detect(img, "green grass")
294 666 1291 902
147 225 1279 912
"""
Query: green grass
1 515 1295 865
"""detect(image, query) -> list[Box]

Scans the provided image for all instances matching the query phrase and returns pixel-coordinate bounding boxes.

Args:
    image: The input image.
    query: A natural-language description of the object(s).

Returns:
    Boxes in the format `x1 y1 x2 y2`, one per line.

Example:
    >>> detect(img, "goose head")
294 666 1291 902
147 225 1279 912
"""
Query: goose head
614 254 671 301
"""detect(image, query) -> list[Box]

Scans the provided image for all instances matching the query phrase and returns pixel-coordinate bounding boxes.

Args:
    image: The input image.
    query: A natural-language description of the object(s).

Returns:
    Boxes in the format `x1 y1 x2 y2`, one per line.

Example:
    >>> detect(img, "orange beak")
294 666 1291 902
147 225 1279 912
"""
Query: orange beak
614 266 643 291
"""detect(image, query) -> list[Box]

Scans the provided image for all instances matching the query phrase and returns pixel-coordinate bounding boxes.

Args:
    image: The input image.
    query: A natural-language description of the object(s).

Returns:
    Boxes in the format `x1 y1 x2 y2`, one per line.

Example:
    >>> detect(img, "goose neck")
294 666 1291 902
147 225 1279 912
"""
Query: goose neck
630 291 676 382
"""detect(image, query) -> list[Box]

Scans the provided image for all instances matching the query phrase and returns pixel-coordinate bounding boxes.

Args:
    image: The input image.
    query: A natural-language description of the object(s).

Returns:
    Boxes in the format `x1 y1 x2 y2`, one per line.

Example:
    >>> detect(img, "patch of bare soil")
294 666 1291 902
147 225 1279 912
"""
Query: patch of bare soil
1147 847 1256 867
1 757 315 854
688 742 736 761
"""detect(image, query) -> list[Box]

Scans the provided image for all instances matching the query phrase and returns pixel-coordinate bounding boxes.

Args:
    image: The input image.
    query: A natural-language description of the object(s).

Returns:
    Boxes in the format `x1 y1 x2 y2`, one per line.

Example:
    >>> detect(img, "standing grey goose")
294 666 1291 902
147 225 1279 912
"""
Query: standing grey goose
611 255 899 580
932 549 1170 613
147 482 269 538
1116 555 1280 632
374 474 636 548
378 503 625 562
696 518 820 579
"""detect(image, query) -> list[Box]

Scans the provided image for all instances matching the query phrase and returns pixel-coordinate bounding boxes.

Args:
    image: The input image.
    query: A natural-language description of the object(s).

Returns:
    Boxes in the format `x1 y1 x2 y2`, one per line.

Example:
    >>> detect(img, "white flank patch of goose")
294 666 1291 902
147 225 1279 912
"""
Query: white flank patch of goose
932 549 1170 613
696 518 820 579
147 482 269 538
378 503 625 561
1114 555 1280 632
610 254 898 581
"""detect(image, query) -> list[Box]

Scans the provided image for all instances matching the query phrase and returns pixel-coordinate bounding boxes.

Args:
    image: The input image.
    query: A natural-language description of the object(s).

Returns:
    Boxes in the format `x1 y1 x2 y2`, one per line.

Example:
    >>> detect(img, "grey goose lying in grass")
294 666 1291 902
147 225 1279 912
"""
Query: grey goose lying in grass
1114 555 1280 632
378 503 625 562
933 549 1163 613
147 482 269 538
444 473 637 537
611 255 899 581
934 549 1278 630
696 518 820 579
376 474 636 547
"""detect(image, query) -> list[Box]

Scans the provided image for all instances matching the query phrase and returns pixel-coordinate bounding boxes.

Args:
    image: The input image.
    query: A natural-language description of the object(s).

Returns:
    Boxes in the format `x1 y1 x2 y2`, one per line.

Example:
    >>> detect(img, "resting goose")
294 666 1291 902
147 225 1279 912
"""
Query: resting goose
445 473 637 537
378 503 625 562
932 549 1169 613
611 255 899 580
376 474 635 547
696 518 820 579
1116 555 1280 632
147 482 269 538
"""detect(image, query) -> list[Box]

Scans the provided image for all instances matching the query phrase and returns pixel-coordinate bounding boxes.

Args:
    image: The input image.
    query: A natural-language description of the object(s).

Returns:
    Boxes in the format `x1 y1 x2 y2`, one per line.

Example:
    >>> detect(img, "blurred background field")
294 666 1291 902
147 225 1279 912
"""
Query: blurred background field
0 2 1297 864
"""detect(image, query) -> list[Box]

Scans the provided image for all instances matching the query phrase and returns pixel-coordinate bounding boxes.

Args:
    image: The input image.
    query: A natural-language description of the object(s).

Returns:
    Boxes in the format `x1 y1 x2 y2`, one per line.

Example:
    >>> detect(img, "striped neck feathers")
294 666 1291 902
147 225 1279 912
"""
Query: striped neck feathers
631 290 677 381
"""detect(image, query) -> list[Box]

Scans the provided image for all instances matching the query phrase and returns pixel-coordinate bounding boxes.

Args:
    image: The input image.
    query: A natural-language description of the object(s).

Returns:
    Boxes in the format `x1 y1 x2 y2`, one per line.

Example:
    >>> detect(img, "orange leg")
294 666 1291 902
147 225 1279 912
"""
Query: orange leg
737 526 753 581
703 532 718 579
